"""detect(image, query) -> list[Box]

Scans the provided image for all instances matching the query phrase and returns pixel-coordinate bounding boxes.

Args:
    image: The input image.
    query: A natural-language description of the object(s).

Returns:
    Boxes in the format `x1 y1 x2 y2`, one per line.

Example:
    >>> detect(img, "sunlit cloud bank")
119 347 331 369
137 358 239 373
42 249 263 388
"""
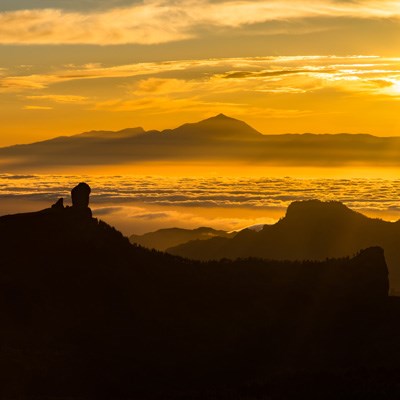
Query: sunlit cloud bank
2 55 400 104
2 174 400 234
2 55 399 97
26 95 90 104
1 0 400 45
3 174 400 211
1 54 398 143
92 205 274 234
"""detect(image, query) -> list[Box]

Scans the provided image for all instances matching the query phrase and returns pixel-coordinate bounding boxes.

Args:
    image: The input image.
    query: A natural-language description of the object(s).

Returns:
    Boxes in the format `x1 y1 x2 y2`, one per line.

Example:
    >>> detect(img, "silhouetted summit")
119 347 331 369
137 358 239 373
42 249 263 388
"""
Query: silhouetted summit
71 182 91 208
168 199 400 291
69 181 92 218
215 113 230 119
163 113 262 140
2 114 400 171
1 189 399 398
285 199 362 221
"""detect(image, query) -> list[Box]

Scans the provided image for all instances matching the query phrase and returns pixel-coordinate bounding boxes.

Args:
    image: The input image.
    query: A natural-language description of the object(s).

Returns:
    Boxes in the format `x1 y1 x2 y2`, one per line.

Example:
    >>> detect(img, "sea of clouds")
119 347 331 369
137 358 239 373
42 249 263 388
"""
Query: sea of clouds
2 174 400 234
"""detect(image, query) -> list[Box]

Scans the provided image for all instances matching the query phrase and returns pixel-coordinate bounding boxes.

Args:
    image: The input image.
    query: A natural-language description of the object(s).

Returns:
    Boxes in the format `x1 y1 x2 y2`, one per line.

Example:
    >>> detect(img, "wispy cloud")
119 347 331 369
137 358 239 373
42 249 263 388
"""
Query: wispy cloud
0 59 206 92
93 96 246 113
23 105 53 110
3 55 399 122
25 94 89 104
0 1 400 45
2 55 399 95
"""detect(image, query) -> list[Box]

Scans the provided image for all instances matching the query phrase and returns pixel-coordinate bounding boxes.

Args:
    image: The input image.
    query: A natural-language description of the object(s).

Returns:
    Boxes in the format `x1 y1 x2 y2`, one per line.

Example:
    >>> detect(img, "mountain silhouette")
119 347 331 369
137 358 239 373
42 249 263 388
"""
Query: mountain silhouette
162 113 262 140
2 114 400 170
168 200 400 292
130 226 236 251
1 184 399 398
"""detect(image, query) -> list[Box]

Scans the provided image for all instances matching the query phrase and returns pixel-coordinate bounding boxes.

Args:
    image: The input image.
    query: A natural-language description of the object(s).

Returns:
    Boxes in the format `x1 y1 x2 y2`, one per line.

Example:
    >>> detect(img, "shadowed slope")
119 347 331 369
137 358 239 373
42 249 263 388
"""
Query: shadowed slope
0 187 394 398
130 226 236 251
168 200 400 291
163 113 262 140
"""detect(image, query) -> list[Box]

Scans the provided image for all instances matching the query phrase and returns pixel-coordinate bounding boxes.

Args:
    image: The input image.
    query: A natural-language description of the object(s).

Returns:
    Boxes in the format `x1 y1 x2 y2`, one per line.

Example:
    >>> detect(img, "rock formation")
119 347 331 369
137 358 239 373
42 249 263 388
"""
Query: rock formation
51 198 64 209
68 182 92 218
71 182 91 209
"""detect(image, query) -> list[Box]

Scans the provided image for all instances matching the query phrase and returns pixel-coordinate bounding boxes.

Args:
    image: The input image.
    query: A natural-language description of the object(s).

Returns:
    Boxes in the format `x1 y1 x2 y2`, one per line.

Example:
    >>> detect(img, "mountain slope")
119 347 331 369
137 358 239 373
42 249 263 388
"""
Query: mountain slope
163 113 262 140
2 114 400 171
168 200 400 291
130 226 236 251
0 186 395 398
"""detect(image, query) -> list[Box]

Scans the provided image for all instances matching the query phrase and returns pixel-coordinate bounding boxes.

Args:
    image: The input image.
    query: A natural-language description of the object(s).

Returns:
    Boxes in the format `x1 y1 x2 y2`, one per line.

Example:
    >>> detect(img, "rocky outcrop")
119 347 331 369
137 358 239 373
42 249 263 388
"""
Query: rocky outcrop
69 182 92 217
51 198 64 209
71 182 91 208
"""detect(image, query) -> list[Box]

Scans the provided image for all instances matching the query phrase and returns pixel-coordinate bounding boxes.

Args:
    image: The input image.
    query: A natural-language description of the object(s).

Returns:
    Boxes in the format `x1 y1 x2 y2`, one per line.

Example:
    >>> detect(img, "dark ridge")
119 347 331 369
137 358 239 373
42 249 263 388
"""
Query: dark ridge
284 199 363 219
130 226 235 251
1 184 399 398
168 199 400 292
164 113 263 139
203 113 233 121
2 115 400 171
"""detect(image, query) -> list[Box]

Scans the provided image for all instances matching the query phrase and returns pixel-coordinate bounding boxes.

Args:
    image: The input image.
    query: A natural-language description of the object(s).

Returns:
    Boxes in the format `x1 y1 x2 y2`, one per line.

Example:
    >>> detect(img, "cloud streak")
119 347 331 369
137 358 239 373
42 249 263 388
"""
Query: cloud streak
0 58 211 91
2 55 399 99
0 0 400 45
26 95 89 104
1 55 400 142
23 105 53 110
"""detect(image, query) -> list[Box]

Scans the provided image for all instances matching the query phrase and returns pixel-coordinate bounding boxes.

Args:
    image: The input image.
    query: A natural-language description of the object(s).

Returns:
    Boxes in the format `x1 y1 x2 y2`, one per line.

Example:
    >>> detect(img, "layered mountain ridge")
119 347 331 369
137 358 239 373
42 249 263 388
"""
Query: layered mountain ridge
168 199 400 291
1 114 400 171
1 184 399 398
130 226 236 251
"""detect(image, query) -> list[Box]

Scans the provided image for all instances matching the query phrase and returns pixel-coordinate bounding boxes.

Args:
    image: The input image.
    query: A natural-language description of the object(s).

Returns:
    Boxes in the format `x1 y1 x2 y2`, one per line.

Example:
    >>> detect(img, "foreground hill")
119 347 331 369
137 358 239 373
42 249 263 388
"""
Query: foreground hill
130 226 236 251
2 114 400 170
169 200 400 292
1 184 399 398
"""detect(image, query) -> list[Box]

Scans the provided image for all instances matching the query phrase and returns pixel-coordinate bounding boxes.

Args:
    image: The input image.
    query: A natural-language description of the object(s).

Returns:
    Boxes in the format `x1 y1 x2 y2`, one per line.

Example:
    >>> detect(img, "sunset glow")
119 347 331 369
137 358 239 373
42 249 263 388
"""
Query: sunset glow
1 1 400 146
1 0 400 234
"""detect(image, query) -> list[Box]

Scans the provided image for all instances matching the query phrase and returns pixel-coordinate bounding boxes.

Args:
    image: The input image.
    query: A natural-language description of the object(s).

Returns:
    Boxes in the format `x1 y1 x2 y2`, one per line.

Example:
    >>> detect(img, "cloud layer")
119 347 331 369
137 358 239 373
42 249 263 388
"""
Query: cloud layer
1 56 397 133
2 173 400 211
1 0 400 45
2 55 399 100
2 173 400 234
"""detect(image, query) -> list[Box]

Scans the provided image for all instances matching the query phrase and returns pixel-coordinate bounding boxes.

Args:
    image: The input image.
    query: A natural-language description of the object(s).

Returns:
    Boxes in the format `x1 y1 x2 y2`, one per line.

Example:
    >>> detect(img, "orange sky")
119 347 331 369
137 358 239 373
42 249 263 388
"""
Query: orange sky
0 1 400 146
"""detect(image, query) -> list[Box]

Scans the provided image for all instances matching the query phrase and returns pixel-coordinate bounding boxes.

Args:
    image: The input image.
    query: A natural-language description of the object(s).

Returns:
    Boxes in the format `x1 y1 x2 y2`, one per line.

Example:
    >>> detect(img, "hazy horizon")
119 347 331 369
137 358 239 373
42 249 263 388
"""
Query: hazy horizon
1 1 400 147
2 112 400 149
1 0 400 234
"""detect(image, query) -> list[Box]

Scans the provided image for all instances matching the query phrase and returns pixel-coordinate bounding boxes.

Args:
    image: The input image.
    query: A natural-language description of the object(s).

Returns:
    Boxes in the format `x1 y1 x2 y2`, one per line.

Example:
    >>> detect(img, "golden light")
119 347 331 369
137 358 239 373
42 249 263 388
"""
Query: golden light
385 78 400 96
392 79 400 95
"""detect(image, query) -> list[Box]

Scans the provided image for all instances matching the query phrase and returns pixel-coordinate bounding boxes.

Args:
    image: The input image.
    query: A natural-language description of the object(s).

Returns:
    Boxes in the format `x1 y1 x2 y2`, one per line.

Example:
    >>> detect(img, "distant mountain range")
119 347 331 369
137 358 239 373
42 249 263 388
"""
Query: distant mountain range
130 226 236 251
167 200 400 292
1 114 400 170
